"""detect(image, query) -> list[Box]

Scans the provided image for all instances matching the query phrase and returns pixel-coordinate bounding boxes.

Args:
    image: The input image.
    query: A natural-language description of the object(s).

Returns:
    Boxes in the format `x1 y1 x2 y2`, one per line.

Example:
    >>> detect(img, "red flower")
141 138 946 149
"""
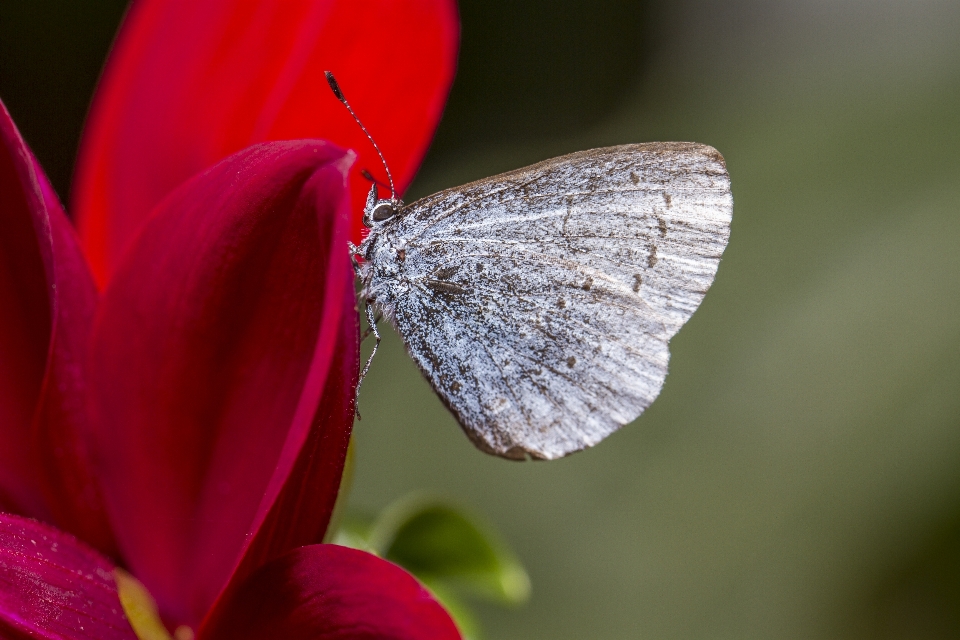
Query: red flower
0 0 460 638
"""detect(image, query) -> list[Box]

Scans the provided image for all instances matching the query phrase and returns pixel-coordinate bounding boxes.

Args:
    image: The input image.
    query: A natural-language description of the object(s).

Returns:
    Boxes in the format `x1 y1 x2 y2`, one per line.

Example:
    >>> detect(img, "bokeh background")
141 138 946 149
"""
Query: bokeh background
3 0 960 638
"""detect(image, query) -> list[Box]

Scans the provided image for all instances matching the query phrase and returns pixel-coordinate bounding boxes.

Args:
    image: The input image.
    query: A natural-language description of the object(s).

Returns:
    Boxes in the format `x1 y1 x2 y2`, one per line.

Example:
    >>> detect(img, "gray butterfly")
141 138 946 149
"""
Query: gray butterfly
323 70 730 460
351 142 732 460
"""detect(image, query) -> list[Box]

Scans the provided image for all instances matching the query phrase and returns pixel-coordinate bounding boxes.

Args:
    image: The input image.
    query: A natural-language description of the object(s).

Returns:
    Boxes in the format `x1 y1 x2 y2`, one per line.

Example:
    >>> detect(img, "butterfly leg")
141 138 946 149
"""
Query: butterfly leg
361 310 382 342
346 241 377 417
346 243 380 343
354 300 381 418
347 241 362 279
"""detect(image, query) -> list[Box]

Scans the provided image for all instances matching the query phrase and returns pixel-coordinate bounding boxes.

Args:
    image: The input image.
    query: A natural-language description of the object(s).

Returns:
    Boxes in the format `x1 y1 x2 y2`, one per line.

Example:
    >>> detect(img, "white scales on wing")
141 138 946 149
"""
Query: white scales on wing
357 143 732 460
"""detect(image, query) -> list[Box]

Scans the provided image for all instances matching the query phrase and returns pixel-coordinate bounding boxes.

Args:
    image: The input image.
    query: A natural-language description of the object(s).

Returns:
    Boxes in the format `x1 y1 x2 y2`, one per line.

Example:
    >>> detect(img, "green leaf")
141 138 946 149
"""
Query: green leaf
331 494 531 638
368 495 531 606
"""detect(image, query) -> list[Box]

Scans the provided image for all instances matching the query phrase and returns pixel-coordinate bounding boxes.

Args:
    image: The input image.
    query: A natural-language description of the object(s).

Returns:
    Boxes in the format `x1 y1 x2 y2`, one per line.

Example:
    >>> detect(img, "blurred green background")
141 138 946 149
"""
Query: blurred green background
3 1 960 638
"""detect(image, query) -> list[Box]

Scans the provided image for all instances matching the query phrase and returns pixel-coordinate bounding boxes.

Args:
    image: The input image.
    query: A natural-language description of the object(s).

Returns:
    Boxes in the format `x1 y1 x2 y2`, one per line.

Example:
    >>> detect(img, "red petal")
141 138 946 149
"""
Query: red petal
0 100 49 518
0 101 114 554
199 545 461 640
73 0 459 287
89 141 359 628
0 512 137 640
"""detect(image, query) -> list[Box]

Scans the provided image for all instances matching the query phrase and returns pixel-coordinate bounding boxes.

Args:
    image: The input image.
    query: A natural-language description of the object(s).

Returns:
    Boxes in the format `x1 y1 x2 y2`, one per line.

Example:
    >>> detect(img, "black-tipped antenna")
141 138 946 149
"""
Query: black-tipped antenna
324 71 396 200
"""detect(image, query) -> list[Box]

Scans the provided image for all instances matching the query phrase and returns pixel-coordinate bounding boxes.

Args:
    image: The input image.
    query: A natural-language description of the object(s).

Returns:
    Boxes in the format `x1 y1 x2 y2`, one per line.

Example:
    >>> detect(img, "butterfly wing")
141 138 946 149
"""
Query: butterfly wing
367 143 732 459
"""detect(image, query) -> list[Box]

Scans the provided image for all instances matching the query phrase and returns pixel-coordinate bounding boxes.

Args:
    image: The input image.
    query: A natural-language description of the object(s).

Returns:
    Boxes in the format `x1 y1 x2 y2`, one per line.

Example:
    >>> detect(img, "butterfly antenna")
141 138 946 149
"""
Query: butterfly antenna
324 71 396 200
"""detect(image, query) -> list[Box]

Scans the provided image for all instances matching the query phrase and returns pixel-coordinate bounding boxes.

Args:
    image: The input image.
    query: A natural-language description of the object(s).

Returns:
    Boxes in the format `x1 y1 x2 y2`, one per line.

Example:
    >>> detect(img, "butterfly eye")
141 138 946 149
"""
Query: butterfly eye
371 201 398 222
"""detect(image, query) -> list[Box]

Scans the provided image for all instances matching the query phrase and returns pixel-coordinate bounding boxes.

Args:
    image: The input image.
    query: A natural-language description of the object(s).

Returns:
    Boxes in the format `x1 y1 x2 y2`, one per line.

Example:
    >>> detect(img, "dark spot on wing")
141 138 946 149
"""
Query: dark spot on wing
396 249 406 262
426 280 468 295
557 298 566 309
633 274 642 292
451 381 462 392
567 356 577 368
582 276 593 291
629 171 639 185
663 192 672 208
433 265 459 280
648 245 658 268
657 217 667 237
475 262 484 272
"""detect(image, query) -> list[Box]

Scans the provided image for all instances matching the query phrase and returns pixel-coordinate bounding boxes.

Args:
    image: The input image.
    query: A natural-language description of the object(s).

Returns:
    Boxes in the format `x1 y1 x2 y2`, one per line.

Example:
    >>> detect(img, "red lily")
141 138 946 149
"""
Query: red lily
0 0 459 638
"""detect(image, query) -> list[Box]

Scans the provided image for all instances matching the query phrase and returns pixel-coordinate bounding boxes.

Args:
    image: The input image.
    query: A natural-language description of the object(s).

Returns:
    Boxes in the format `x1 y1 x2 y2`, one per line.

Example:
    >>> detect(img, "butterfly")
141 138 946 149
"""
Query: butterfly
328 74 732 460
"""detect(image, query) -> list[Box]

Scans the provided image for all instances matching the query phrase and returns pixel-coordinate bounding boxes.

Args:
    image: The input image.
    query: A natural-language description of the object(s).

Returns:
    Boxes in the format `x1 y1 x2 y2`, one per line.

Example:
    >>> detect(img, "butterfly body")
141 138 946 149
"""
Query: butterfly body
357 142 731 460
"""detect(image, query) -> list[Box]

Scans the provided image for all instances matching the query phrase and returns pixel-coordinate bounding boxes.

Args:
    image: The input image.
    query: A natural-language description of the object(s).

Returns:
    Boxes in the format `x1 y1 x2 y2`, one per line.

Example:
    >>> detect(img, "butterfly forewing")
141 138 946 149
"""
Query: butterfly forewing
363 143 731 460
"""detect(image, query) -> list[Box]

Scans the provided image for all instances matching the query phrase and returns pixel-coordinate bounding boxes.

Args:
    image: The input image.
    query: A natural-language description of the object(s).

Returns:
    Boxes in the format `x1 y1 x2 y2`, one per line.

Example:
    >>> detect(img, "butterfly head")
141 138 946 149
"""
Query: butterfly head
362 183 402 227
